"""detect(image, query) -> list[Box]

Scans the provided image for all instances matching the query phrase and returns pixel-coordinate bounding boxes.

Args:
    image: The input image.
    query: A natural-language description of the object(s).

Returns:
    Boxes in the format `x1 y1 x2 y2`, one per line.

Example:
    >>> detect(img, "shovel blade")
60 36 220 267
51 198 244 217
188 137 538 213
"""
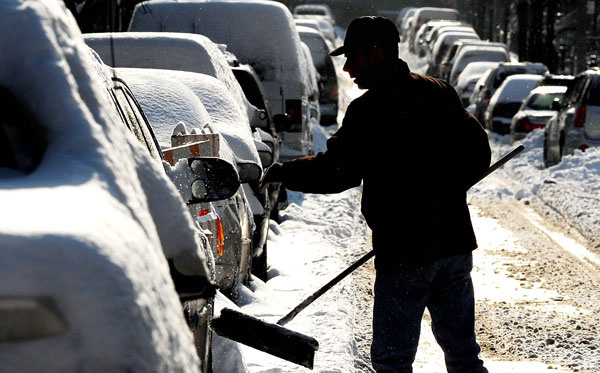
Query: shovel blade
210 308 319 369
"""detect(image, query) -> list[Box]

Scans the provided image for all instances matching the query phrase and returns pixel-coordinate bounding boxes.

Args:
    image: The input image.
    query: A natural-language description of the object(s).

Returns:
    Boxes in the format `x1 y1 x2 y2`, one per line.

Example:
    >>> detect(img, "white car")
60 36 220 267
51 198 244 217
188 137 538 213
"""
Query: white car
511 85 567 143
119 67 263 293
0 0 209 370
429 31 480 69
449 45 511 86
484 74 543 134
455 61 500 107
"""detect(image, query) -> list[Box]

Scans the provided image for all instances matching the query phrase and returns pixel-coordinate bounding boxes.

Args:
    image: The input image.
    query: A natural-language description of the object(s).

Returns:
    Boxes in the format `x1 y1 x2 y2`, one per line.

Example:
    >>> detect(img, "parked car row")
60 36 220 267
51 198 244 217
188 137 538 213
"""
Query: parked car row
399 6 600 169
2 0 341 372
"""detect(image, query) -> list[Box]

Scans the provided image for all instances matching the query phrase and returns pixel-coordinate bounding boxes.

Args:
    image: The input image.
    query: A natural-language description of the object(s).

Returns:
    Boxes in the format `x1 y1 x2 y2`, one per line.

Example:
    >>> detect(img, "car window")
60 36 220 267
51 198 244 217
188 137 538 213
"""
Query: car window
233 69 267 110
0 87 46 174
112 83 162 161
567 76 588 105
585 76 600 106
525 92 565 110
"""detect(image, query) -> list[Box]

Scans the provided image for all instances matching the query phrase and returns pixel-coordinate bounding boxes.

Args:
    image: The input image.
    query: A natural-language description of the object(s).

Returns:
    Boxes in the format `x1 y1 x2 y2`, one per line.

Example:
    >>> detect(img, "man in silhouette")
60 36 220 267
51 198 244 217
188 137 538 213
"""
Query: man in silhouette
263 16 490 373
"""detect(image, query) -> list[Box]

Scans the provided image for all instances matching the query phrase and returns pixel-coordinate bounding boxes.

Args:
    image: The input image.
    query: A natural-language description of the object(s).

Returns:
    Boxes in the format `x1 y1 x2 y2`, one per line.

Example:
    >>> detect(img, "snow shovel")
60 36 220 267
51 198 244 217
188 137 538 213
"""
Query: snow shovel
210 145 524 369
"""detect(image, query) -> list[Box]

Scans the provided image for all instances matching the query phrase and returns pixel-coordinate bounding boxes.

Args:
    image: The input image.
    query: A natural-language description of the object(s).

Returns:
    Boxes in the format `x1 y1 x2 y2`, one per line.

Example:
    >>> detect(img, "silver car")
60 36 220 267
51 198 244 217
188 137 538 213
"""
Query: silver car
510 85 567 143
544 69 600 167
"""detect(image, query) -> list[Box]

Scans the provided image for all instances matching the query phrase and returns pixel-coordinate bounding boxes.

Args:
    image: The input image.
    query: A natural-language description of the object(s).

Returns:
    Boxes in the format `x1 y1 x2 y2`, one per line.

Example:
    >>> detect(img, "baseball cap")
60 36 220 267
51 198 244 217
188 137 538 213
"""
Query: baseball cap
329 16 400 56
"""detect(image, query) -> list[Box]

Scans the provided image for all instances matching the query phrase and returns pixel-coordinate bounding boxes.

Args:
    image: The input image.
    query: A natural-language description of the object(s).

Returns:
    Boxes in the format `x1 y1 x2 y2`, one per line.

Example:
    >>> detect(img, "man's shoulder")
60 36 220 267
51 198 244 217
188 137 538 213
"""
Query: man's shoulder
410 71 452 92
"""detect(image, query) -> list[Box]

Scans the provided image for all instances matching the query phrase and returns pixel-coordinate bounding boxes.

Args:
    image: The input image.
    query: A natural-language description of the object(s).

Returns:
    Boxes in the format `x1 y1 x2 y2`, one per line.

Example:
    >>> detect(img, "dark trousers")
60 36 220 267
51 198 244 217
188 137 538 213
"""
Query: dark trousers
370 253 487 373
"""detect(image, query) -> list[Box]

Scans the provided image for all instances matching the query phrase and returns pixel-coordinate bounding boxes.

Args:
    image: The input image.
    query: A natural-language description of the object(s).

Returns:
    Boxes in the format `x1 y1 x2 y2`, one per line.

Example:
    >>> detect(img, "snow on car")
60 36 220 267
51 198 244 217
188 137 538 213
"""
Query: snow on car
449 45 511 86
129 0 314 160
83 32 262 129
484 73 544 134
510 85 567 143
0 0 207 370
455 61 500 107
117 67 259 293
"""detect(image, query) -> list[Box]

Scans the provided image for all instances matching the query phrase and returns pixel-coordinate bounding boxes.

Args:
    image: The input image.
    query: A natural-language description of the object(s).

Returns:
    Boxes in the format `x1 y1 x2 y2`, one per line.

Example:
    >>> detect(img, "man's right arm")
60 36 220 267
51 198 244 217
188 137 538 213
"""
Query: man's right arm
262 104 363 194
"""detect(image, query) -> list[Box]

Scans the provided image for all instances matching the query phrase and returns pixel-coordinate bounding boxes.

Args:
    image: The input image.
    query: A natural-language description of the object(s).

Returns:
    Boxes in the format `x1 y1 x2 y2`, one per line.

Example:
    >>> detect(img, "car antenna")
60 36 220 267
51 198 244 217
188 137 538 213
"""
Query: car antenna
108 0 116 79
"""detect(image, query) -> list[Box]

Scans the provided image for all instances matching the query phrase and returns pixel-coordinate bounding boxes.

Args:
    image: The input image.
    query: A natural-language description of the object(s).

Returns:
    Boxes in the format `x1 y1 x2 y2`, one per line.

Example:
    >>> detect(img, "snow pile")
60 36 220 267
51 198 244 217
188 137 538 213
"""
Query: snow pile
213 118 369 373
0 0 203 370
482 128 600 245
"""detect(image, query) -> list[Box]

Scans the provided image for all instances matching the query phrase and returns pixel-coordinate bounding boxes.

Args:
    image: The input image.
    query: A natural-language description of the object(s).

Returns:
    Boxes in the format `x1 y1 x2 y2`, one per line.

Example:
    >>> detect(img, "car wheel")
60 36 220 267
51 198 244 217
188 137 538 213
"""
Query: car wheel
183 298 213 372
543 133 550 168
252 242 268 282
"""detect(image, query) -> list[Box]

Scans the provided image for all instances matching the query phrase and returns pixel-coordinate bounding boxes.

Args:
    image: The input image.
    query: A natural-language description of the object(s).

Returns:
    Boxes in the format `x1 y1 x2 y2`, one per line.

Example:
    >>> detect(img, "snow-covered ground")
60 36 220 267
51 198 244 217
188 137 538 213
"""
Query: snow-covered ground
213 39 600 373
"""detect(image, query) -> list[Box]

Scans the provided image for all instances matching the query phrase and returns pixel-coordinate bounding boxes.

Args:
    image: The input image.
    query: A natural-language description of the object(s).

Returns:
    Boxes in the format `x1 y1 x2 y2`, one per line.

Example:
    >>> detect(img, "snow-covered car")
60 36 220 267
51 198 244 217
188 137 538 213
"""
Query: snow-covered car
83 32 259 129
429 31 480 69
98 63 245 372
455 61 500 107
425 22 476 49
398 7 417 41
472 62 549 124
408 7 459 53
292 3 335 26
484 74 543 134
301 41 321 129
294 18 332 47
84 32 279 284
129 0 315 160
230 62 291 234
510 85 567 143
414 20 466 58
536 73 576 89
0 0 213 370
544 69 600 167
297 25 339 125
118 67 263 293
438 40 509 81
448 45 511 86
294 14 337 46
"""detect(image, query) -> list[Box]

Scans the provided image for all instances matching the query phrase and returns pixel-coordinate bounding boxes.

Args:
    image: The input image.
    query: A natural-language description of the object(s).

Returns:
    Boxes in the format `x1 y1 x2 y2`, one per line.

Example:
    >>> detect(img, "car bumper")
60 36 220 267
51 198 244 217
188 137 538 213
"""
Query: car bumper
491 117 512 134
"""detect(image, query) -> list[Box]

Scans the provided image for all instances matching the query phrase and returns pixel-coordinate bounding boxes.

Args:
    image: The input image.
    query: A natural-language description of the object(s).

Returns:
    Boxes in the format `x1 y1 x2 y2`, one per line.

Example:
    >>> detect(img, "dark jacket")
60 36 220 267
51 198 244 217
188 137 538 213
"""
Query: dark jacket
278 59 491 267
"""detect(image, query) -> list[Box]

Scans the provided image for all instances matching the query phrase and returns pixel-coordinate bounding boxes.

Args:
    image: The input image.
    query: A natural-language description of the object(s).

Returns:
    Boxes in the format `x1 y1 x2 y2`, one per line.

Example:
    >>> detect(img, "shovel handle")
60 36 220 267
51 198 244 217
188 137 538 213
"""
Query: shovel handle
277 249 376 326
276 145 525 327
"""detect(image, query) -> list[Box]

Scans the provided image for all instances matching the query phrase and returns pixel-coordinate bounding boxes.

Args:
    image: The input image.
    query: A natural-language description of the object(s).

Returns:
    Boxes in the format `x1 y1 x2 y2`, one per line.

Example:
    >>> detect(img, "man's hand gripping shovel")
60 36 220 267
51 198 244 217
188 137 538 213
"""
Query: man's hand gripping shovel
210 145 524 369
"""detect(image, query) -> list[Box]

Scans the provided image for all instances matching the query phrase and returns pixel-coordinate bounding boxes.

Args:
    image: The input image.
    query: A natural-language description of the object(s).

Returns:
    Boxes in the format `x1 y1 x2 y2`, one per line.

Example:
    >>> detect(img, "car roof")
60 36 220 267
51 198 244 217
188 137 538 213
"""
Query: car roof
84 31 251 119
130 0 308 85
529 85 568 95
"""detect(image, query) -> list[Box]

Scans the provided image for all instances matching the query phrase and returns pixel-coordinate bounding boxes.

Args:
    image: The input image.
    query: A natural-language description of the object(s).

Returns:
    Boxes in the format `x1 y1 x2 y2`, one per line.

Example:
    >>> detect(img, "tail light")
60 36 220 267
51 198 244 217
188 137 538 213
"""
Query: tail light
574 105 587 127
331 86 338 99
198 209 225 256
517 117 545 132
285 99 303 132
216 218 224 256
516 117 533 132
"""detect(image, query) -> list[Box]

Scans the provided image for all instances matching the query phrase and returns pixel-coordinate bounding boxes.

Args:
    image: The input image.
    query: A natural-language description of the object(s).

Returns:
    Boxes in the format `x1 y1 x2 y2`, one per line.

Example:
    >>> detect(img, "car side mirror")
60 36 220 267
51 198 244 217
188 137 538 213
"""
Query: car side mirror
273 113 292 132
250 109 268 129
552 98 562 111
187 157 240 204
258 148 273 169
253 138 274 168
237 163 262 183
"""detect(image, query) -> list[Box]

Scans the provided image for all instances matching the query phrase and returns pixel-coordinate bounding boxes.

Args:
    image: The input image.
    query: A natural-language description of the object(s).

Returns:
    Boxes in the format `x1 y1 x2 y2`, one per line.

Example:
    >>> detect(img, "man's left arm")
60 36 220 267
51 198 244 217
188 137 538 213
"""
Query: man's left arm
442 84 491 190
